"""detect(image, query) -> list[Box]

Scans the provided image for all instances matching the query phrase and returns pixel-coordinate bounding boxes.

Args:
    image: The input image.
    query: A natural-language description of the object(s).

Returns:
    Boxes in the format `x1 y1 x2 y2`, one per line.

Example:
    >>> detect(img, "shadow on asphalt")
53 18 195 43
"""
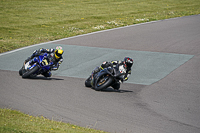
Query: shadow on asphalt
22 76 64 80
89 87 133 93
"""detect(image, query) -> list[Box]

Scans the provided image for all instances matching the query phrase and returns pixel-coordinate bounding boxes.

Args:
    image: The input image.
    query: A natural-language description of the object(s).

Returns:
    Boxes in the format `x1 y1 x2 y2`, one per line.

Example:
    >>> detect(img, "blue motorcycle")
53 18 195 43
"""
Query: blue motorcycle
19 53 53 78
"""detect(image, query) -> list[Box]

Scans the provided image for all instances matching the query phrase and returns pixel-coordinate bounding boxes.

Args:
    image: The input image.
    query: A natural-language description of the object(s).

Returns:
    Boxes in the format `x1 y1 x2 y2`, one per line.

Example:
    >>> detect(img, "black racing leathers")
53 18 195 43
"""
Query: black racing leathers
92 60 132 90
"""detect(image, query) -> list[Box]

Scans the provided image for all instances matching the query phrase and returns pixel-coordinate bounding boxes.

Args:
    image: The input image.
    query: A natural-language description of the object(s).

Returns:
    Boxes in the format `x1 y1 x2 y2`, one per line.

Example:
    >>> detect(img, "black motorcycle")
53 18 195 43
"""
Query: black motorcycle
85 65 126 91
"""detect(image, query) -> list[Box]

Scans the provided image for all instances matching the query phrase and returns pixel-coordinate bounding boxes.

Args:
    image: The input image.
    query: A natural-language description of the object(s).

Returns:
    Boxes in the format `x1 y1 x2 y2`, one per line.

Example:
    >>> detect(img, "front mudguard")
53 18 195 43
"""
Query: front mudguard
22 65 39 78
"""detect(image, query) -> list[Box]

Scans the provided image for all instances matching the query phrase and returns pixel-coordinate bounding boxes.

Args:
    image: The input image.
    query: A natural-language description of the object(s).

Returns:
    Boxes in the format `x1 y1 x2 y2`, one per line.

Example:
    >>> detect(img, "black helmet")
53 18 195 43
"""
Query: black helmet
124 57 133 68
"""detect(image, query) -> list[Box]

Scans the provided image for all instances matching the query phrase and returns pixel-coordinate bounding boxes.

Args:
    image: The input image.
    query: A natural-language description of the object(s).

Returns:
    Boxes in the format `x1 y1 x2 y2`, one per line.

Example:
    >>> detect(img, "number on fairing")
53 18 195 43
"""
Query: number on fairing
42 59 49 66
119 65 126 73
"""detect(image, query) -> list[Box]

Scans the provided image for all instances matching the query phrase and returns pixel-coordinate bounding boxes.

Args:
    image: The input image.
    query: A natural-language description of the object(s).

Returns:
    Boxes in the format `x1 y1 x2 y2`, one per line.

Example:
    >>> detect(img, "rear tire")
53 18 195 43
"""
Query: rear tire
22 66 39 78
95 75 113 91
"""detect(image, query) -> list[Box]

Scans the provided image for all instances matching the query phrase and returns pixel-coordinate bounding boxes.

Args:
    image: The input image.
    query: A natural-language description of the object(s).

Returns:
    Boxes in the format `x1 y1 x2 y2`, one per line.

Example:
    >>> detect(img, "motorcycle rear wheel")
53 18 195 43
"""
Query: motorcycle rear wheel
95 75 113 91
22 66 39 78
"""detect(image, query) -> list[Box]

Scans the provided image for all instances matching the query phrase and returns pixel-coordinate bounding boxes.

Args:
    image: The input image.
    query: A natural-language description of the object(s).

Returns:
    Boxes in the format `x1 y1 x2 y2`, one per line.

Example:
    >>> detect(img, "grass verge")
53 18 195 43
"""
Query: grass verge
0 108 107 133
0 0 200 53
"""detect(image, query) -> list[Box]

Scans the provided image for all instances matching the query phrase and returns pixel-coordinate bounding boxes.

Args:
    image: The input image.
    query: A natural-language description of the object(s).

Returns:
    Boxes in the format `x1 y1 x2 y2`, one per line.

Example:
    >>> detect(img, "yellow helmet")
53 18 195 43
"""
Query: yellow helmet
54 46 63 59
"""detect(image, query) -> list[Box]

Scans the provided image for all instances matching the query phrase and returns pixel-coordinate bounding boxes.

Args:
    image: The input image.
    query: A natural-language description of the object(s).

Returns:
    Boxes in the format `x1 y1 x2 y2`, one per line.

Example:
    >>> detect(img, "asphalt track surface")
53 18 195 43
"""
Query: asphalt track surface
0 15 200 133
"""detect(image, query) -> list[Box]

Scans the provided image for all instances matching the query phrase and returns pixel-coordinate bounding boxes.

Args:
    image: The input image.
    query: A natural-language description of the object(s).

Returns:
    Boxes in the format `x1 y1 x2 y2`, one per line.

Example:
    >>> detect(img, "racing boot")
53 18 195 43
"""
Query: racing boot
42 71 52 77
111 82 120 90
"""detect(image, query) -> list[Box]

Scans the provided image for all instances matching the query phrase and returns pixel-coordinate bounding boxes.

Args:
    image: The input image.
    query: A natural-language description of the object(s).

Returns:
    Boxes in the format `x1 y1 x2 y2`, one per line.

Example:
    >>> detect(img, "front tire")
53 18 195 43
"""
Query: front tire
85 76 92 87
22 66 39 78
95 75 113 91
19 68 23 76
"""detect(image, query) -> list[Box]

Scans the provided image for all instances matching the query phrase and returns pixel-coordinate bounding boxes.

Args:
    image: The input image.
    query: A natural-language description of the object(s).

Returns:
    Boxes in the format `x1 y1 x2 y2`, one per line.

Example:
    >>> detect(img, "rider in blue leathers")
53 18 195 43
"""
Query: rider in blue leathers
25 46 64 77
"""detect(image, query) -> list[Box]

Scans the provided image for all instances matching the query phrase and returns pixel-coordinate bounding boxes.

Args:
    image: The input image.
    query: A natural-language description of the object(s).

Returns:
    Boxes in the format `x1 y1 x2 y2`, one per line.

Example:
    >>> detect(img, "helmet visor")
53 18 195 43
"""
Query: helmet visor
55 50 63 59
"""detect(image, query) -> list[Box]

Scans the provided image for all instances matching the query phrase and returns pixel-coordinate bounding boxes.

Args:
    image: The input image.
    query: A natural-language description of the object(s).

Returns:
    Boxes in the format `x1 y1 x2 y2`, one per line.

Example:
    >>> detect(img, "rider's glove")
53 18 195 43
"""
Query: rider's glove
51 66 58 71
124 77 128 81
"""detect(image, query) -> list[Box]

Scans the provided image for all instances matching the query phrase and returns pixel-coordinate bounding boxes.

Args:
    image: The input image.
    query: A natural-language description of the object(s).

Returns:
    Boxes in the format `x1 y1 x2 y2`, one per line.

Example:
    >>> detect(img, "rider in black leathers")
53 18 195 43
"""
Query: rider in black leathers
92 57 133 90
25 46 64 77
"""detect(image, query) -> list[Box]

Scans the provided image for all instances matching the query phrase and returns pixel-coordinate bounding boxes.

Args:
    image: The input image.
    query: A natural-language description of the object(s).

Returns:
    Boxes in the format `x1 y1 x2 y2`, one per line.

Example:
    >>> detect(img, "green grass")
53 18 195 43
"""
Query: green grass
0 108 107 133
0 0 200 132
0 0 200 53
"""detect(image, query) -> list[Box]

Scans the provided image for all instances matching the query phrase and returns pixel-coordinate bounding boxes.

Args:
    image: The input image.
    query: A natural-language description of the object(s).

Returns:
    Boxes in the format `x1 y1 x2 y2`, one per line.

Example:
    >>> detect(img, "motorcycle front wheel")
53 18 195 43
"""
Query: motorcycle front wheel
22 66 39 78
19 68 23 76
85 76 92 87
95 75 113 91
